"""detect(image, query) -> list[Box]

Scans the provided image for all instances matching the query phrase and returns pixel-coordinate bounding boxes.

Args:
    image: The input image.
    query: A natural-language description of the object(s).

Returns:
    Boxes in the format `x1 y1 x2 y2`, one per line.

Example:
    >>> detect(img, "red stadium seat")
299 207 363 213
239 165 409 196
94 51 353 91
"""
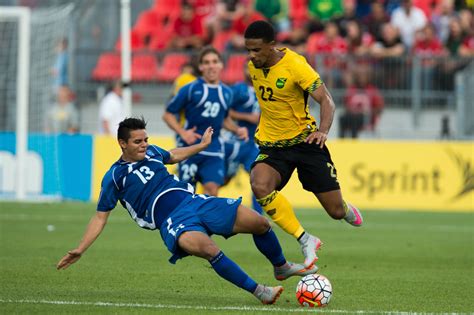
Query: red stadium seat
152 0 181 21
156 53 190 82
131 54 159 82
133 10 165 42
221 54 248 84
115 30 146 51
212 30 234 52
92 52 121 81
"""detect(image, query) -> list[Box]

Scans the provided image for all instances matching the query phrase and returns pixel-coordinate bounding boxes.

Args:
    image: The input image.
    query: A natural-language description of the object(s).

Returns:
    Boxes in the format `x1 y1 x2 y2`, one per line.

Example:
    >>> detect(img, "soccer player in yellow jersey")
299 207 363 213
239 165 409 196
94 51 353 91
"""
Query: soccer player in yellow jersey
244 20 363 268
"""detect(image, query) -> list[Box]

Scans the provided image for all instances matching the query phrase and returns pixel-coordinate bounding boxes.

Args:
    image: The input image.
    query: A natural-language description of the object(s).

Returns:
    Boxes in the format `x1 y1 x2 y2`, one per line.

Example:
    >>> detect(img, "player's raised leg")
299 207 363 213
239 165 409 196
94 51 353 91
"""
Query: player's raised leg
232 204 318 278
251 163 322 267
177 230 282 304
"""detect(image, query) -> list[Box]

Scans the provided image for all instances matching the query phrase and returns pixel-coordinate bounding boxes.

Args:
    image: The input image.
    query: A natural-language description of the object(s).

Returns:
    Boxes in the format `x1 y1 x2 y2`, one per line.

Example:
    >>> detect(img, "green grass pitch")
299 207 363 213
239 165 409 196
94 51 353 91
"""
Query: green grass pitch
0 202 473 314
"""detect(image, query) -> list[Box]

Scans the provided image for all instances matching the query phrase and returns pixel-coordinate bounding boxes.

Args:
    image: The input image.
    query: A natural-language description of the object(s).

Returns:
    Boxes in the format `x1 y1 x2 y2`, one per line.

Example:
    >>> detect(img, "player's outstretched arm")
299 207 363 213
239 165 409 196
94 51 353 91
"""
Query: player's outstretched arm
57 211 111 270
168 127 214 164
223 116 249 141
306 84 336 148
162 111 202 145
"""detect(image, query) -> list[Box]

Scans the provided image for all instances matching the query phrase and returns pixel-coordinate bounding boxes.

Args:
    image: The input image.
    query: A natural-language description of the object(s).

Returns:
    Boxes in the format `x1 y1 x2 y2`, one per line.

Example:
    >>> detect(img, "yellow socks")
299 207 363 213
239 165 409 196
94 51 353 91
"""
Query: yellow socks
257 191 304 239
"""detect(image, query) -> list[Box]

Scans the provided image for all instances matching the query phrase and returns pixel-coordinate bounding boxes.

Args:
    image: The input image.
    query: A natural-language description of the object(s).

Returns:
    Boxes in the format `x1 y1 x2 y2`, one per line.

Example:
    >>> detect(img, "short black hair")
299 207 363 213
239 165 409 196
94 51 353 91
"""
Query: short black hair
117 117 147 141
244 20 275 43
198 45 222 64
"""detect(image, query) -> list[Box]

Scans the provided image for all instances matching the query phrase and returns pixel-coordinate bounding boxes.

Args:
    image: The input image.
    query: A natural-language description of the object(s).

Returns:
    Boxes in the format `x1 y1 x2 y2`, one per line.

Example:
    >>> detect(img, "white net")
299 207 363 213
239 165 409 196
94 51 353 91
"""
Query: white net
0 4 74 199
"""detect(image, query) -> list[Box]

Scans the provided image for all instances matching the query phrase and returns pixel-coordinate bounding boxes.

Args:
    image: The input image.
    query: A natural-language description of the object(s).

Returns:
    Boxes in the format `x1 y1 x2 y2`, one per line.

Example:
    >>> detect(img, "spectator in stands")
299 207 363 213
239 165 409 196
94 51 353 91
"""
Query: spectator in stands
45 85 79 134
445 17 465 55
339 65 384 138
363 1 390 42
168 3 205 50
370 23 406 88
254 0 289 33
345 20 374 56
390 0 428 48
280 26 308 55
51 38 69 95
431 0 457 43
458 9 473 36
436 17 470 90
412 23 447 90
207 0 243 38
308 21 348 88
334 0 357 37
306 0 343 33
99 80 124 135
227 1 266 51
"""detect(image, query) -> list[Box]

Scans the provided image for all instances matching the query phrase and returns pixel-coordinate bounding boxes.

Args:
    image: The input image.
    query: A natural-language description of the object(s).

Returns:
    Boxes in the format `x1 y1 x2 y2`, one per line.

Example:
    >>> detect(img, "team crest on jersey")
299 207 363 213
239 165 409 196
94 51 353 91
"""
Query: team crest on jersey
227 198 237 205
255 154 268 162
276 78 287 89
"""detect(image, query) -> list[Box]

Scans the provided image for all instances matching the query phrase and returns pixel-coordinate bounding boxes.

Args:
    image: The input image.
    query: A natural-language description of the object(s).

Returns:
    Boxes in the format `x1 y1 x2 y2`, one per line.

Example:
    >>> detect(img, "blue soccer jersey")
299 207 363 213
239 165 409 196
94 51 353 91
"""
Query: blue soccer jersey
97 145 194 230
230 82 259 141
165 77 233 155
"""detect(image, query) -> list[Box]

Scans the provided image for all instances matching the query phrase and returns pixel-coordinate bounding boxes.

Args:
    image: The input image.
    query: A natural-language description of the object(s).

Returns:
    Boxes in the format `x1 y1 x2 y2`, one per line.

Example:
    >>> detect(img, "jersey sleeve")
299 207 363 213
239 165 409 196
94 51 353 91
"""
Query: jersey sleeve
97 169 119 212
149 145 171 164
292 57 323 93
166 84 190 114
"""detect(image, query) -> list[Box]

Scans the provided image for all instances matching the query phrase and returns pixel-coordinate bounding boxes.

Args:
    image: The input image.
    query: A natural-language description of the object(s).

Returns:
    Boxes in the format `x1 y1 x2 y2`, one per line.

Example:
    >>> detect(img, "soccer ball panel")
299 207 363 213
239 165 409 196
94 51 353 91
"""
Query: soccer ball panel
295 274 332 307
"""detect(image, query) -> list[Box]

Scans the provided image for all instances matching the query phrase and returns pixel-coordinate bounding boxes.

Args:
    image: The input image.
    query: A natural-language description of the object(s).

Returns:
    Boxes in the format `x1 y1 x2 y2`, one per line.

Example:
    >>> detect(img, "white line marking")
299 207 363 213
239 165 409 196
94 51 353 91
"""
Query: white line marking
0 299 471 315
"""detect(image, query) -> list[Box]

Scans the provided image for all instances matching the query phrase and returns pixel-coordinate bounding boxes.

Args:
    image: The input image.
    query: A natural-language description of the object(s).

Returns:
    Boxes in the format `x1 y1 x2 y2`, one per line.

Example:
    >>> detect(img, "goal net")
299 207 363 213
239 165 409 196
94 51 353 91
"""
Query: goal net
0 4 73 200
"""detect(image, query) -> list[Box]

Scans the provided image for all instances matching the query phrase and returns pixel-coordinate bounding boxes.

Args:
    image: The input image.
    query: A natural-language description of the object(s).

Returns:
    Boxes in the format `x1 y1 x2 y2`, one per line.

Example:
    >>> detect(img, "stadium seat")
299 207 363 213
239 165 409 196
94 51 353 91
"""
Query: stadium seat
221 54 248 84
131 53 159 82
133 10 165 42
91 52 121 81
212 30 234 52
152 0 181 21
115 30 146 51
147 25 174 51
156 53 190 82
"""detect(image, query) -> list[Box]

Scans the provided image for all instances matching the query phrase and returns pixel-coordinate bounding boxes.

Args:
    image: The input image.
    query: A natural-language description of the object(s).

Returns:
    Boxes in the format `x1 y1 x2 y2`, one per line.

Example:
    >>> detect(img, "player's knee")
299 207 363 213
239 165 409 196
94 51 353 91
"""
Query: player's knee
254 215 271 234
251 180 273 199
200 242 220 260
326 203 346 220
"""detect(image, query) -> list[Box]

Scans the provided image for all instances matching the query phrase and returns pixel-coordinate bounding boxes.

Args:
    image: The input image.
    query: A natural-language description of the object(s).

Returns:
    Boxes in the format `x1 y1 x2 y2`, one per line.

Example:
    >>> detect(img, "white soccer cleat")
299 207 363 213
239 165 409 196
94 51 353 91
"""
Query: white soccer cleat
274 261 318 281
253 285 284 305
344 203 363 227
299 234 322 268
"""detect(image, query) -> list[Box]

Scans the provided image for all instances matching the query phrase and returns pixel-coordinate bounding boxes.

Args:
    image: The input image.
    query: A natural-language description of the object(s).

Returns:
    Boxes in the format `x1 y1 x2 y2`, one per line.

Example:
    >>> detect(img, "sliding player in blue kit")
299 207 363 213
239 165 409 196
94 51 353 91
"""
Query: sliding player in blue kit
57 117 317 305
223 67 262 212
163 46 247 197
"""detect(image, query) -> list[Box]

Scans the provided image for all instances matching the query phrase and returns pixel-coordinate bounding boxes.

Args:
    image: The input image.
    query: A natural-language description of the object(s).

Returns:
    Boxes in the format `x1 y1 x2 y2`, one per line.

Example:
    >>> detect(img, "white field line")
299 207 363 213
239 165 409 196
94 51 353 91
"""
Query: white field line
0 298 472 315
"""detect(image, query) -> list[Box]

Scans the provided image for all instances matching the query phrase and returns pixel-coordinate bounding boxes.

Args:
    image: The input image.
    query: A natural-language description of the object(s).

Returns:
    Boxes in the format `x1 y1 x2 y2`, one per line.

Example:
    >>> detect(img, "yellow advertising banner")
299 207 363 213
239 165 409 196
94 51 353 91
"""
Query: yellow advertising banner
92 137 473 212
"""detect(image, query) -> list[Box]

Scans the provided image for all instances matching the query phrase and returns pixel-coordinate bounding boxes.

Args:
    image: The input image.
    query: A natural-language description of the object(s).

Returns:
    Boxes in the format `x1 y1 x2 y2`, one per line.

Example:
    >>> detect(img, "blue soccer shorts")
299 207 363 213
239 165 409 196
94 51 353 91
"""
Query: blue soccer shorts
224 141 259 178
159 194 242 264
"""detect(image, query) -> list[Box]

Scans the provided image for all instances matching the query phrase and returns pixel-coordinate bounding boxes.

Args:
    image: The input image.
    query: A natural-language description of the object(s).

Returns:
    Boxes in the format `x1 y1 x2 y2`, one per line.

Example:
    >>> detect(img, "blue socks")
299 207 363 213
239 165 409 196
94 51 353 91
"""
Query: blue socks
210 251 258 293
252 227 286 267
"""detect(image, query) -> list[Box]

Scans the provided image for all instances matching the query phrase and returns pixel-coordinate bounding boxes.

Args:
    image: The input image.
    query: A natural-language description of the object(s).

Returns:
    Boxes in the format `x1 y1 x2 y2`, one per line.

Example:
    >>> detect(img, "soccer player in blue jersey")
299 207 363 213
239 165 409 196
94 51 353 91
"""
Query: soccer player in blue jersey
162 46 248 197
57 117 318 305
223 67 262 212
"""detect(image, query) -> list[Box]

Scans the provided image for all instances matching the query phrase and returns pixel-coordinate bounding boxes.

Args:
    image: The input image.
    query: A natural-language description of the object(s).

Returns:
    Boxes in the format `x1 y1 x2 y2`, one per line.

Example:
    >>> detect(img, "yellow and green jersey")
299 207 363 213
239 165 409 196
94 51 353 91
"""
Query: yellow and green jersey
248 47 323 147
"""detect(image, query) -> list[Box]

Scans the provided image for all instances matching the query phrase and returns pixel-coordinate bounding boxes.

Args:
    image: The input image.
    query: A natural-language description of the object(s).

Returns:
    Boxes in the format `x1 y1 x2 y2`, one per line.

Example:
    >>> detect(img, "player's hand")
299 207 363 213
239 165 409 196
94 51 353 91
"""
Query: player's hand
181 126 202 145
306 131 328 148
57 249 82 270
236 127 249 142
200 127 213 147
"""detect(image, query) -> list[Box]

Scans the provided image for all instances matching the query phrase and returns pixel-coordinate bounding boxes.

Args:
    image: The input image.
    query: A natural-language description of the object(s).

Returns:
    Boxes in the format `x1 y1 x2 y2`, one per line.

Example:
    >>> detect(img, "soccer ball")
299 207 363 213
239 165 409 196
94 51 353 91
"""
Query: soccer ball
295 274 332 307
